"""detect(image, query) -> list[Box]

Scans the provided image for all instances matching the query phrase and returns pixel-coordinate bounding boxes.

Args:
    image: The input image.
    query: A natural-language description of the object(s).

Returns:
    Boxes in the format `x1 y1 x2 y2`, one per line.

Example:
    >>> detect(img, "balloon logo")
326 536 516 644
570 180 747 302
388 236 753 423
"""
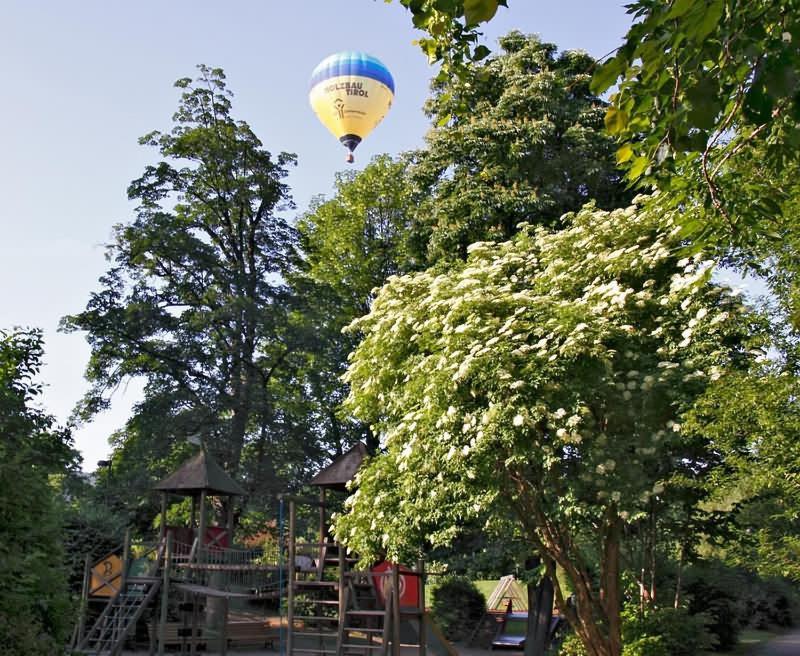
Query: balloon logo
309 51 395 163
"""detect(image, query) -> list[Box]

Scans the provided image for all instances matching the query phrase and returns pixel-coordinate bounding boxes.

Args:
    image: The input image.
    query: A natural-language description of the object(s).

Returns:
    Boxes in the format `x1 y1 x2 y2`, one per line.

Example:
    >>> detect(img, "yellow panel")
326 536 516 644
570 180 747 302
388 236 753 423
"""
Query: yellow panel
309 74 394 143
90 553 122 597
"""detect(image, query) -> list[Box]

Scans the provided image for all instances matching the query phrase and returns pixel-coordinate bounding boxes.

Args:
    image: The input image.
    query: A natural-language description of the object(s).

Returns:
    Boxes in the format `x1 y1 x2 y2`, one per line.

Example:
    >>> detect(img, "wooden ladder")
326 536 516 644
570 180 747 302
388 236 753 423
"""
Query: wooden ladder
74 576 162 655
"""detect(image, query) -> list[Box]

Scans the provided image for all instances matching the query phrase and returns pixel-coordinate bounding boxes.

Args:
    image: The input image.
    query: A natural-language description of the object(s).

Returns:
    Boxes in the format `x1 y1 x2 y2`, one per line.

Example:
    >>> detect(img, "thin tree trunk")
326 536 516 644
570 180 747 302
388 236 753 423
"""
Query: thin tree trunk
649 502 657 603
508 469 619 656
674 544 684 609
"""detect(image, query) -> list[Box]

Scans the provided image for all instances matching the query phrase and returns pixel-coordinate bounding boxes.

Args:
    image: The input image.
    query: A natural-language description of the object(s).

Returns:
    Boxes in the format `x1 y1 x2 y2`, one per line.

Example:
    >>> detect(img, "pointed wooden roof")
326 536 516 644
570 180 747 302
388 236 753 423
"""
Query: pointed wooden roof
310 442 368 491
153 448 246 497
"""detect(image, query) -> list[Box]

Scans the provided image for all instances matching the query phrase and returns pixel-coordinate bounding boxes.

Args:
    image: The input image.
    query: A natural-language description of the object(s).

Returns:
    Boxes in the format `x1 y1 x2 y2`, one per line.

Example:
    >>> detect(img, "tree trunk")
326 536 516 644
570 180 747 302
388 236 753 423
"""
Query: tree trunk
601 516 623 656
509 473 621 656
524 569 554 656
674 544 684 608
649 502 657 603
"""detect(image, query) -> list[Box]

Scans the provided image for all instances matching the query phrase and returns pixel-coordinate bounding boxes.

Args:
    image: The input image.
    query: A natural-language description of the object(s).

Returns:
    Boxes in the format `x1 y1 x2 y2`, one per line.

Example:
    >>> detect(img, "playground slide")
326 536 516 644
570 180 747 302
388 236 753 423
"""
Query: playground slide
400 613 458 656
492 612 528 649
491 614 563 650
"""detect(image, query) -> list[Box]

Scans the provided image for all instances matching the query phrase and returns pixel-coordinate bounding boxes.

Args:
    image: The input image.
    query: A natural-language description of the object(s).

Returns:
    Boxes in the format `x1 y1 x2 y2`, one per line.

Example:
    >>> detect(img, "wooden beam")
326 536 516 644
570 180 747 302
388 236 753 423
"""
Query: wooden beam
158 532 172 656
418 559 426 656
287 499 296 656
392 565 400 656
198 490 207 563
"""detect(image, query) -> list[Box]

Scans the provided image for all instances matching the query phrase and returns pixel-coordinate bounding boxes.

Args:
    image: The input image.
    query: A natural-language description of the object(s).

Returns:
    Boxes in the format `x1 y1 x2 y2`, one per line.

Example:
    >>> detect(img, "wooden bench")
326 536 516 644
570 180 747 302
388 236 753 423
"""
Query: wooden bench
225 620 278 647
148 620 277 649
147 622 205 648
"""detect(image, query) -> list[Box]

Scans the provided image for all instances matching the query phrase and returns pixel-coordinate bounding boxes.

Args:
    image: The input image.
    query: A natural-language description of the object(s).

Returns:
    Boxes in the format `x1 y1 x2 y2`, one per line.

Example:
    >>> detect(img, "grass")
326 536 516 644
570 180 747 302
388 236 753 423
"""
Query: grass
425 578 507 608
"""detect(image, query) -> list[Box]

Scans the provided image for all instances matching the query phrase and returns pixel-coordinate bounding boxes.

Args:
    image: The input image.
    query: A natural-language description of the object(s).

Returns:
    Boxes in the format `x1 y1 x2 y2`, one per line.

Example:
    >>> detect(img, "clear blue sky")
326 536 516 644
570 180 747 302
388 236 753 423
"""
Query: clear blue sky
1 1 636 470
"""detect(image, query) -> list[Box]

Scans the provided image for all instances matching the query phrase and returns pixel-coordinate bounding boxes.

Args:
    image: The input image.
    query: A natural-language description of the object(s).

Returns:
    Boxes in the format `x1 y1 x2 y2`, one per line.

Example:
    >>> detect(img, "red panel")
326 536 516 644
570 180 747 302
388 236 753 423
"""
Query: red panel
371 561 420 609
203 526 230 549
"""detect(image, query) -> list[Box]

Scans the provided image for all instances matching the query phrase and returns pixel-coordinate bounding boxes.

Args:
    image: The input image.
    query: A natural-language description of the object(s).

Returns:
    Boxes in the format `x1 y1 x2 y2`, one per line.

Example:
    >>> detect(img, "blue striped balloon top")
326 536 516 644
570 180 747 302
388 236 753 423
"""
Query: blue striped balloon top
309 51 395 94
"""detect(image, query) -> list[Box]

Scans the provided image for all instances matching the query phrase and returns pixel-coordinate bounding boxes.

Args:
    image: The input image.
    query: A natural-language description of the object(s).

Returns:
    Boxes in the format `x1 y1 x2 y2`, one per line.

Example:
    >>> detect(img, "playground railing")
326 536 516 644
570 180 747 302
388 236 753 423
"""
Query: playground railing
171 539 283 595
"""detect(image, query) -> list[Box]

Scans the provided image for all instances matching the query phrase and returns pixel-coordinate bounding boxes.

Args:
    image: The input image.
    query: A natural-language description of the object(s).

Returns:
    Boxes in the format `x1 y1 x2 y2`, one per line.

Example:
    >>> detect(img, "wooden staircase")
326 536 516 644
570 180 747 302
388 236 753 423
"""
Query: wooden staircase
72 536 165 656
74 576 161 655
285 497 426 656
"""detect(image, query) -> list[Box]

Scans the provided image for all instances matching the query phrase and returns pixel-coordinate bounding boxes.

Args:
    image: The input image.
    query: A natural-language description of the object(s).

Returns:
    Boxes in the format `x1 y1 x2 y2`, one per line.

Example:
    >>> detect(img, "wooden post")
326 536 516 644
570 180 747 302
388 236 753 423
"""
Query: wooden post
74 554 91 648
198 490 207 564
221 595 229 656
417 559 426 656
226 494 234 543
191 592 199 656
392 565 401 656
381 591 392 656
287 499 296 656
158 532 172 656
319 487 327 544
121 527 131 592
338 542 346 652
160 492 168 541
190 494 198 530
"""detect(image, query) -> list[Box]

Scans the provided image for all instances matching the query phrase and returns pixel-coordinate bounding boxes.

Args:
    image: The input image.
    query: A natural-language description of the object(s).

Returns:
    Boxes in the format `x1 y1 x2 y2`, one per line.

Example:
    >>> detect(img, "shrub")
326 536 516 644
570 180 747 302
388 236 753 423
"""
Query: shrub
557 633 587 656
684 564 745 650
430 577 486 641
622 605 714 656
622 636 668 656
557 604 713 656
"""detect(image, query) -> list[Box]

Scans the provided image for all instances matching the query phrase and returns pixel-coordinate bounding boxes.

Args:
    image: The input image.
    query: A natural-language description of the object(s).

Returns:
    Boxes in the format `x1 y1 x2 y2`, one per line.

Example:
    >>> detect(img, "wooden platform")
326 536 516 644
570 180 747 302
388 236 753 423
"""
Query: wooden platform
147 616 279 650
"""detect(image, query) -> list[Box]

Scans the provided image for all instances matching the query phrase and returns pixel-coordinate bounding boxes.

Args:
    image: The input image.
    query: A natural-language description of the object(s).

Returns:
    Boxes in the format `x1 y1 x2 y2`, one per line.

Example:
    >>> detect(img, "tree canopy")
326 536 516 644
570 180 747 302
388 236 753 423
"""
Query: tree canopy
0 329 76 656
411 33 632 264
335 196 759 656
61 66 305 513
391 0 509 80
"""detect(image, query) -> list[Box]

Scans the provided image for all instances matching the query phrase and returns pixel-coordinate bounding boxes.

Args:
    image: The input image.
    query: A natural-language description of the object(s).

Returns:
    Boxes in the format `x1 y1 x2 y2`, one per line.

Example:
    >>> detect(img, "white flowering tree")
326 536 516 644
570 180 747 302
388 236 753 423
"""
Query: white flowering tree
334 197 759 656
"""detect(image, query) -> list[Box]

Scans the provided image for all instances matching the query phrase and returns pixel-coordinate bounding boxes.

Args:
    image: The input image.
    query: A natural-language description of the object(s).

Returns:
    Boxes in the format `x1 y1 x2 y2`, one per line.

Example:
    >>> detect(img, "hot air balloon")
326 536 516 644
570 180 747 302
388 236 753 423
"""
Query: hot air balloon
309 51 395 163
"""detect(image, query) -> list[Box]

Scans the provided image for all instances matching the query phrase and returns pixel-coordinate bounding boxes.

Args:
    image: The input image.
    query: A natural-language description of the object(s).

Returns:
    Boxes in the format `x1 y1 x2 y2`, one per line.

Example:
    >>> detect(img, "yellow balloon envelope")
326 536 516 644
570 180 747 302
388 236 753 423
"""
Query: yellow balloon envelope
309 51 395 163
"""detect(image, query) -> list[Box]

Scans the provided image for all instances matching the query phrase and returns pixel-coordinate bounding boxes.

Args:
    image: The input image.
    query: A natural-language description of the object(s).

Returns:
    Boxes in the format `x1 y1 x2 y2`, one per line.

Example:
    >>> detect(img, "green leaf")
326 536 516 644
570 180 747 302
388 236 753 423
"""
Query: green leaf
472 44 491 61
590 57 625 94
616 144 634 164
604 106 630 134
628 155 650 179
693 0 723 40
666 0 695 19
743 83 774 125
686 77 721 130
463 0 498 26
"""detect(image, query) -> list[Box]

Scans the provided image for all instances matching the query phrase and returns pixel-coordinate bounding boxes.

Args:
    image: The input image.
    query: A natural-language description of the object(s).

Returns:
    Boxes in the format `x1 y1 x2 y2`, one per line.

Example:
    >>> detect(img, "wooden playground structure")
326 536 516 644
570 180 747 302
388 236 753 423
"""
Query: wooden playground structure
70 444 451 656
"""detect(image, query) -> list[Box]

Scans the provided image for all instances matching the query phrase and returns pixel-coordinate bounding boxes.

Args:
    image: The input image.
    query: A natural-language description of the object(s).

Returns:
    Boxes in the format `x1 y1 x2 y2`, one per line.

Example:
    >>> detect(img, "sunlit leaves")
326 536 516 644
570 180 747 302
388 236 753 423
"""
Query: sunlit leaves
390 0 509 81
592 0 800 245
462 0 499 26
684 370 800 581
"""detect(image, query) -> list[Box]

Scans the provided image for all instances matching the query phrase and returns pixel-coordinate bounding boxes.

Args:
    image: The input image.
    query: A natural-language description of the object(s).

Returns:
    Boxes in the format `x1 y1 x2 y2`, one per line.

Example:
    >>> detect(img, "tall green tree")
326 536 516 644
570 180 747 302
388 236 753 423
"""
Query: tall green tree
685 367 800 582
410 33 632 264
334 197 760 656
0 328 77 656
295 155 418 453
62 66 300 507
298 155 418 318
